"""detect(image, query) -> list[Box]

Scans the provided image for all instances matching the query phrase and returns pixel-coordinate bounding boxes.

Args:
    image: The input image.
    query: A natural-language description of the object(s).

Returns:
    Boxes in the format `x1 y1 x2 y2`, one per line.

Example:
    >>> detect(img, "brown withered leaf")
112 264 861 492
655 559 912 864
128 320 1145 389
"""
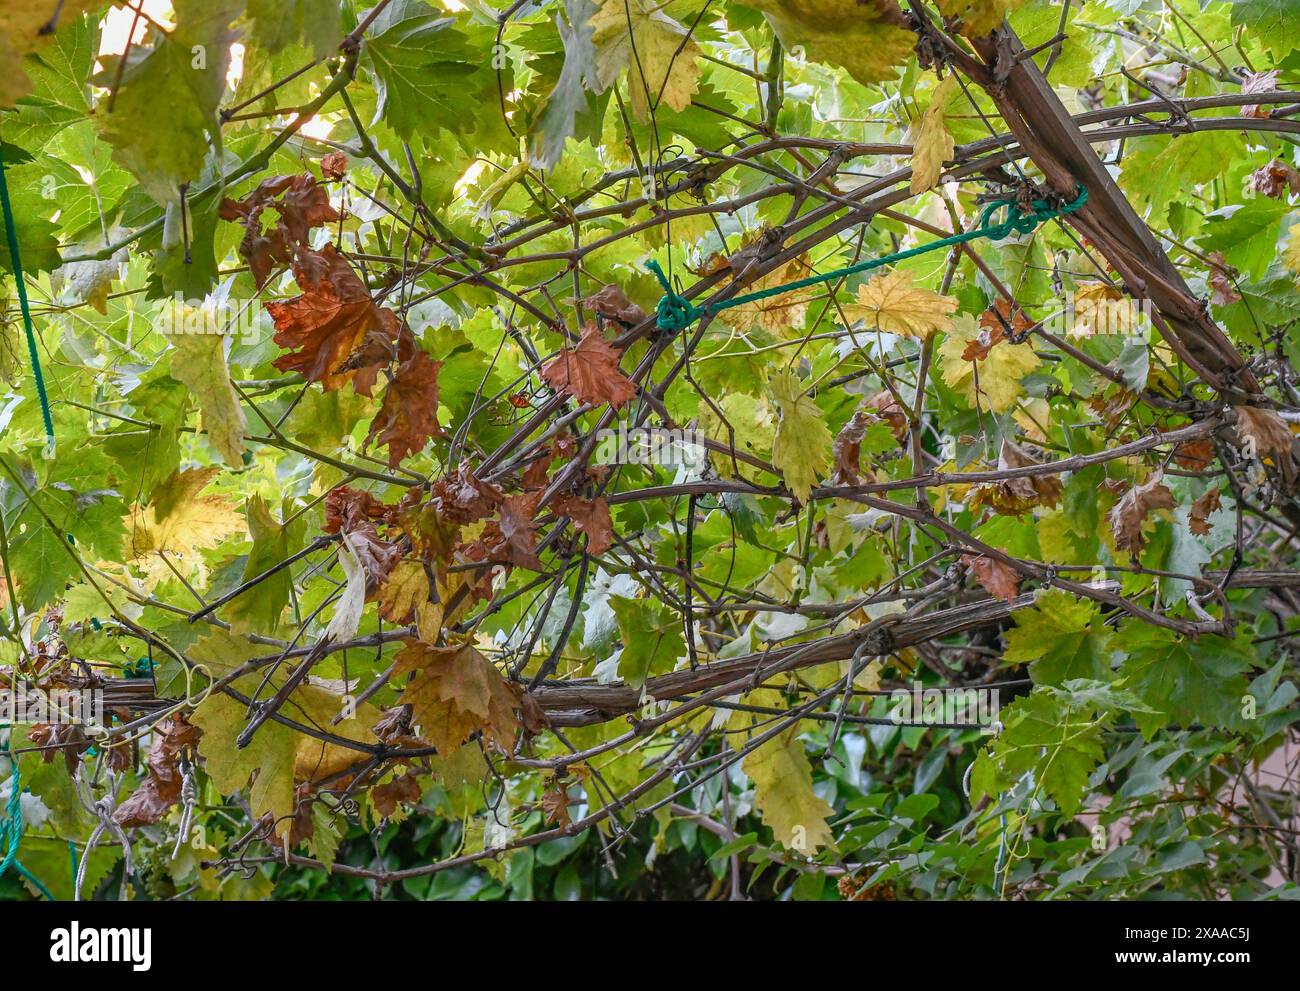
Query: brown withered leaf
863 390 909 442
393 639 521 756
1251 159 1300 199
1190 487 1222 536
221 174 341 289
28 722 91 775
961 552 1021 603
497 491 543 570
578 284 647 326
967 300 1031 360
320 152 349 180
266 244 400 392
540 325 638 410
1241 70 1279 118
970 439 1063 515
1088 388 1138 430
1207 252 1241 306
1110 472 1175 556
324 485 390 533
831 407 898 486
114 715 202 828
372 772 422 818
322 485 402 588
540 779 572 828
432 463 505 524
552 493 614 555
367 347 444 468
1172 436 1215 472
1234 405 1297 490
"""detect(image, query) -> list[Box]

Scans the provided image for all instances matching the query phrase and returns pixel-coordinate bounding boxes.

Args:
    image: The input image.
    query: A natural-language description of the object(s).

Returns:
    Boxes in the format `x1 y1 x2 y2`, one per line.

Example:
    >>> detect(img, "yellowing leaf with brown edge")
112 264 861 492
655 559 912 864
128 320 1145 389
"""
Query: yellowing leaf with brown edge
393 639 520 756
770 370 833 504
742 725 835 853
910 75 958 194
938 315 1041 413
589 0 702 122
191 691 297 839
739 0 915 86
936 0 1026 38
849 270 958 339
125 468 243 579
291 682 384 785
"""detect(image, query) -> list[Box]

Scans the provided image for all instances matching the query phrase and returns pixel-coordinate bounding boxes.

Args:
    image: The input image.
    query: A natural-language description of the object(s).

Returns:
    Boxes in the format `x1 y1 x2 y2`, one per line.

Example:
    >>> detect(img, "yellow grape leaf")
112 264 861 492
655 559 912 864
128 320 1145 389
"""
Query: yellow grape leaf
770 370 832 504
125 468 243 576
0 3 101 107
720 254 816 336
1283 224 1300 283
1072 283 1133 337
589 0 702 122
192 690 297 838
739 0 915 86
393 640 520 756
910 75 958 194
936 0 1026 38
167 328 247 467
742 726 835 852
939 315 1041 413
849 270 958 339
379 558 443 641
291 682 383 785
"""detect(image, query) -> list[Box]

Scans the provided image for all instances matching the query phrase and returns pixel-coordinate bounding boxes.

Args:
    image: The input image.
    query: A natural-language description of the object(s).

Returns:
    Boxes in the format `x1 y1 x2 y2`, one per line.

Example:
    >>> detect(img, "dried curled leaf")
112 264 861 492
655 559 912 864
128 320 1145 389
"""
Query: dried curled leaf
1110 472 1175 556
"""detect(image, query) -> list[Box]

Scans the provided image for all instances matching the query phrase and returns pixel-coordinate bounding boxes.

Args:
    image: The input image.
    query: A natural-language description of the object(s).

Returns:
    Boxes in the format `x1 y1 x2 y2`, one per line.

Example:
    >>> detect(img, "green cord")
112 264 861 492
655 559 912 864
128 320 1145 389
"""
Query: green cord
0 140 56 457
647 185 1089 331
1 730 55 900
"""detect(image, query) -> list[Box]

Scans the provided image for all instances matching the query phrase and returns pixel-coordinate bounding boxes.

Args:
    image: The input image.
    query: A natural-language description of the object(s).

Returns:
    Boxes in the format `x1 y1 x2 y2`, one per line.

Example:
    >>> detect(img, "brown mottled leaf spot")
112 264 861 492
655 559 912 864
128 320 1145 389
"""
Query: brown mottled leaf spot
1109 472 1175 556
971 439 1063 515
540 325 638 409
1190 487 1222 536
367 346 444 468
266 244 400 392
578 284 648 326
961 552 1021 603
552 493 614 555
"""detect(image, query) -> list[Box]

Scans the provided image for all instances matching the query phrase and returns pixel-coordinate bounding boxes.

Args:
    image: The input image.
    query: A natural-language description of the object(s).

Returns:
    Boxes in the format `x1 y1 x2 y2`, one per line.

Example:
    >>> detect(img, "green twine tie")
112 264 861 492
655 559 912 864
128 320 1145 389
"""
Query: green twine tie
647 185 1088 332
1 730 56 900
0 140 56 458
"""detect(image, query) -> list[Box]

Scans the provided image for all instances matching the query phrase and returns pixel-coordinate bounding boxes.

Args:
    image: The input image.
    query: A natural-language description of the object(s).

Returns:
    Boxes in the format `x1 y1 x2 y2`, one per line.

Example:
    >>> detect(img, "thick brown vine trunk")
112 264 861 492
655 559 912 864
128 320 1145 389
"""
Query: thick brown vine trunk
967 27 1261 400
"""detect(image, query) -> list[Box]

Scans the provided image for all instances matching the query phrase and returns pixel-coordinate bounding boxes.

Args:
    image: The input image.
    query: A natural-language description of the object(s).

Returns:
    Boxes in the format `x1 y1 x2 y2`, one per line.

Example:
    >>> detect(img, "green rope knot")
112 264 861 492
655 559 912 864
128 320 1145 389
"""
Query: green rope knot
645 259 704 331
645 184 1088 333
